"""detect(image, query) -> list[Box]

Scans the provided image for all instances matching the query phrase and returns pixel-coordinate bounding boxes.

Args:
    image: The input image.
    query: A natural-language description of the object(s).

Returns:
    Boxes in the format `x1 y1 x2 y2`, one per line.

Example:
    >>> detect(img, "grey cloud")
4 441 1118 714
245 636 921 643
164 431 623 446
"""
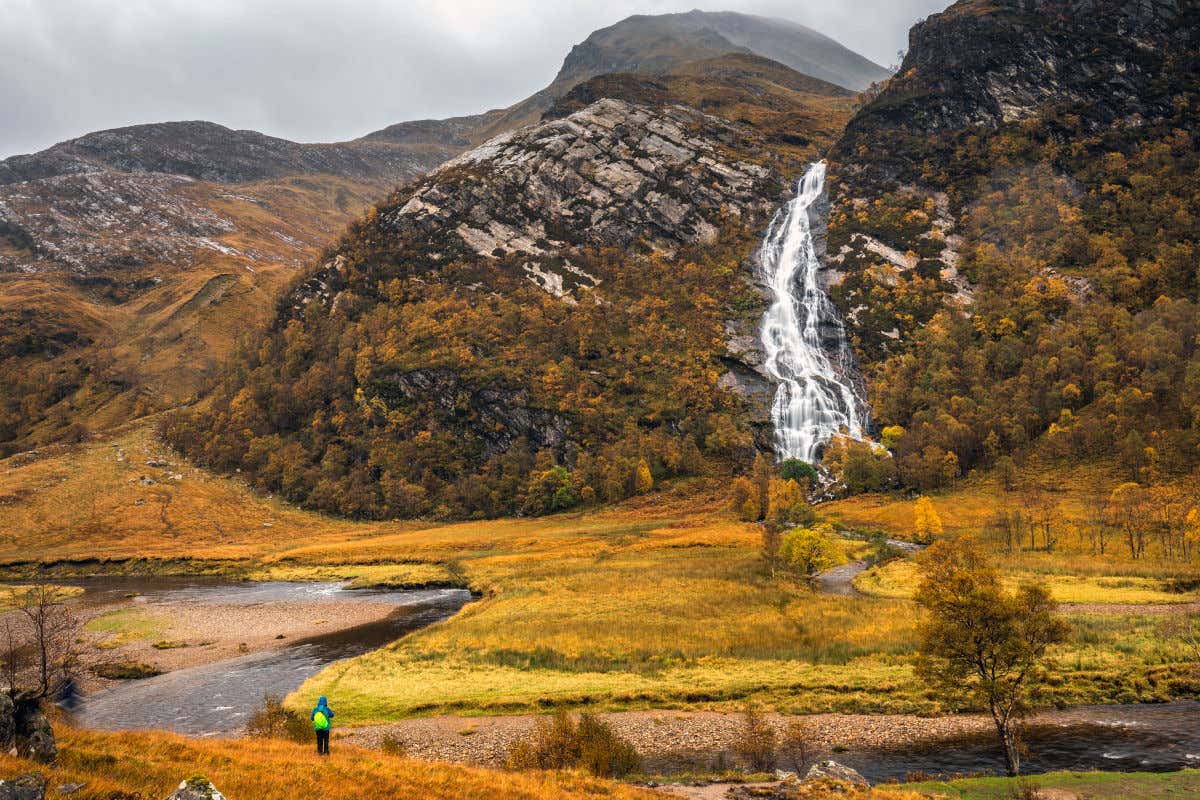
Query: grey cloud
0 0 948 158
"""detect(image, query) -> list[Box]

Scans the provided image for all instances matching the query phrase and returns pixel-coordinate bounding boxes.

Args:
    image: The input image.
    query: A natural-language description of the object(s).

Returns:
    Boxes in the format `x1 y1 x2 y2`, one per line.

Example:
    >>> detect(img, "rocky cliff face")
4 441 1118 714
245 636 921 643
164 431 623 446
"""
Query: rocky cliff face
826 0 1199 360
817 0 1200 489
292 99 782 313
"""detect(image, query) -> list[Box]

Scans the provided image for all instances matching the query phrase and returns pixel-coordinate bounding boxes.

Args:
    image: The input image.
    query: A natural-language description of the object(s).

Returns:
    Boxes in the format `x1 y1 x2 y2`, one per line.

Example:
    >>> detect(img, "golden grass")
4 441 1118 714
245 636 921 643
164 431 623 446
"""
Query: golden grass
0 727 658 800
0 423 404 566
0 584 83 611
855 559 1196 605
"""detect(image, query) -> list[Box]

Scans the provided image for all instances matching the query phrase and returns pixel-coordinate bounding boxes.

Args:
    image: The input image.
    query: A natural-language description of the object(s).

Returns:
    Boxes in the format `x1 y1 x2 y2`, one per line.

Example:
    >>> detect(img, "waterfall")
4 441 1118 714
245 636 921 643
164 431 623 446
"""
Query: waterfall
759 161 869 465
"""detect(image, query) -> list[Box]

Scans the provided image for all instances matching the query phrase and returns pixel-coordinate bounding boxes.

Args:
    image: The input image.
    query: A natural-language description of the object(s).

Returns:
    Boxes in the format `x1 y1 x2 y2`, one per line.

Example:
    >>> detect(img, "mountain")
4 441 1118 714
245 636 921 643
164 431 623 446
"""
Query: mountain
557 10 889 91
0 11 878 457
163 54 862 520
821 0 1200 489
0 121 462 453
467 10 886 141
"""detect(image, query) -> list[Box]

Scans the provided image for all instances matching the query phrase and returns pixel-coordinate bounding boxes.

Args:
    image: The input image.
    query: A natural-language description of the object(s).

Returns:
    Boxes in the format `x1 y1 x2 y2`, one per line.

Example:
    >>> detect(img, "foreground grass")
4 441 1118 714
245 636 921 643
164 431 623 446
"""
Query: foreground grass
901 769 1200 799
0 727 658 800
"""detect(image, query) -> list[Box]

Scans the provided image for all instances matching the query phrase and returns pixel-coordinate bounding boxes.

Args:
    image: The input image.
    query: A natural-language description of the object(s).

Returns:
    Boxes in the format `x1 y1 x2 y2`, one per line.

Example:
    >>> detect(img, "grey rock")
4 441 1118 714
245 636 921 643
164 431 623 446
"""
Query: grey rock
0 773 46 800
804 759 869 786
20 711 56 765
289 98 780 312
165 778 226 800
55 784 84 796
0 694 14 750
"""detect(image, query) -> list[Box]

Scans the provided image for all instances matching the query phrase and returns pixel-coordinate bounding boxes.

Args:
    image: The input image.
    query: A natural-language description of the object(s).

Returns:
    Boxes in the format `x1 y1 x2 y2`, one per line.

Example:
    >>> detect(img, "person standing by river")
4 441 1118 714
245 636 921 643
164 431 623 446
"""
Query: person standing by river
312 696 334 756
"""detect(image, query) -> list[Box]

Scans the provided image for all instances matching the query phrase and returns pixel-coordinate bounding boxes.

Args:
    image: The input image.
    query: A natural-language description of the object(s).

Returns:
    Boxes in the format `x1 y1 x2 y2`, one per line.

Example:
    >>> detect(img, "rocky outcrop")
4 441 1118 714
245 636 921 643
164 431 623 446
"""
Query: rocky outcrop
0 697 55 765
373 369 570 461
804 759 869 786
0 774 45 800
292 98 783 311
164 778 226 800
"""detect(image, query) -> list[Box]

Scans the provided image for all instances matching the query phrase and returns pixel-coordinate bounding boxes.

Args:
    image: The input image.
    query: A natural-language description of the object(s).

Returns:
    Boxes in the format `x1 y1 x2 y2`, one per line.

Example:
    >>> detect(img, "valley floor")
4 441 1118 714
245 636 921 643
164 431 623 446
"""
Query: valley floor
1 424 1198 784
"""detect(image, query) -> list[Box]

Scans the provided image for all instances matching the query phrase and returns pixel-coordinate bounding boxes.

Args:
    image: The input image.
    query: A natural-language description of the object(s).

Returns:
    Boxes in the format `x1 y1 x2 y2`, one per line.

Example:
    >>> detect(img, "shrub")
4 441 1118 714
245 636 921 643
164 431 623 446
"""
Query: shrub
92 661 162 680
734 704 776 771
506 710 640 778
379 732 407 756
780 458 818 485
245 694 310 744
779 720 812 775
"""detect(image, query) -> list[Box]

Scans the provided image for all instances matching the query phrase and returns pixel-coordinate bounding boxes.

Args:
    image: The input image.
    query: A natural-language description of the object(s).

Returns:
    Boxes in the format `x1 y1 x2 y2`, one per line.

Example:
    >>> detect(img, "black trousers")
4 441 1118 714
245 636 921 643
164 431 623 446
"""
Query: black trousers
316 729 330 755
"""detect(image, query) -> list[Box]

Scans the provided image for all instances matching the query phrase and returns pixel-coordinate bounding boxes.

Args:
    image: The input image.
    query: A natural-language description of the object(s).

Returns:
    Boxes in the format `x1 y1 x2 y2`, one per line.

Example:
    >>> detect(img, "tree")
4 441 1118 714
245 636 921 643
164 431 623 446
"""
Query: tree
1 585 85 763
730 476 761 522
915 541 1070 776
913 496 943 543
779 524 840 578
780 458 818 485
633 458 654 495
1108 482 1149 559
751 453 773 519
767 478 814 527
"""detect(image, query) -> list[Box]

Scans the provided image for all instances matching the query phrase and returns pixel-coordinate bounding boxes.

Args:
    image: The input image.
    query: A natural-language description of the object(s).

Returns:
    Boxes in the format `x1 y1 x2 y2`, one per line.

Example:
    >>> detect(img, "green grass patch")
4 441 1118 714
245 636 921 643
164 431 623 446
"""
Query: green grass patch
85 608 168 647
901 769 1200 799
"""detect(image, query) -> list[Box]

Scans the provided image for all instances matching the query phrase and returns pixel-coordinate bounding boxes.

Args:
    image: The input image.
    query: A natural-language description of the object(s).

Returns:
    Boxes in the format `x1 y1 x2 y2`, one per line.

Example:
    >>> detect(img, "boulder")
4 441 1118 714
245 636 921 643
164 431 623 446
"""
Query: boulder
19 711 56 765
165 777 227 800
804 760 869 786
0 773 46 800
0 694 14 750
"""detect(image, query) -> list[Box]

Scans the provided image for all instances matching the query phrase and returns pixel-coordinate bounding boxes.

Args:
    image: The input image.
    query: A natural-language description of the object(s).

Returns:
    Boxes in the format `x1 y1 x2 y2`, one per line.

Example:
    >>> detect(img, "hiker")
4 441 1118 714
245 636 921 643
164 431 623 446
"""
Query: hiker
312 696 334 755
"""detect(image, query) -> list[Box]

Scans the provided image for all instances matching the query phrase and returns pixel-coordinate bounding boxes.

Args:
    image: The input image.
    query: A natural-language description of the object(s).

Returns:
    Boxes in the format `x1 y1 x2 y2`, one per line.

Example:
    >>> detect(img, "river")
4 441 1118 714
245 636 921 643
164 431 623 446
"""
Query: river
57 577 471 736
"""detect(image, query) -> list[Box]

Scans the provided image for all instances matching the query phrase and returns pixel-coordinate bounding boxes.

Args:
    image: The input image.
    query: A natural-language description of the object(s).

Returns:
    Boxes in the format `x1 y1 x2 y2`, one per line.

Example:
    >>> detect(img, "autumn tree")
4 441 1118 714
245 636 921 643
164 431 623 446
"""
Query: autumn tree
767 478 814 527
1108 482 1149 559
915 541 1070 776
730 477 761 522
633 458 654 495
779 524 840 579
913 496 943 543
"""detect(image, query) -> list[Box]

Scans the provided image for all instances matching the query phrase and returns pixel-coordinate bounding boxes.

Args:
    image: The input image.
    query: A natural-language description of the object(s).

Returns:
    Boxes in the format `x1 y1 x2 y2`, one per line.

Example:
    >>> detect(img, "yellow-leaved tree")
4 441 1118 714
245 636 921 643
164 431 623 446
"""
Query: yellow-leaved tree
913 496 943 543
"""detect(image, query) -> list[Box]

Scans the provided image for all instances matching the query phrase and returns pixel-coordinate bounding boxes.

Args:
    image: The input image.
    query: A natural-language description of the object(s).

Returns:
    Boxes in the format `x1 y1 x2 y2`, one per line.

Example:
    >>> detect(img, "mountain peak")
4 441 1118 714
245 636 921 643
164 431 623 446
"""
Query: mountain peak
553 10 889 92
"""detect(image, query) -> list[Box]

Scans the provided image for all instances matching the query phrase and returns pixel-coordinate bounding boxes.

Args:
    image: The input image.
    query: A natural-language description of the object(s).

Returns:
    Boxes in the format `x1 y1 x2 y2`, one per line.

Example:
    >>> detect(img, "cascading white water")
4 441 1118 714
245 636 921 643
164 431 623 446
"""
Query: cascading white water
759 161 868 465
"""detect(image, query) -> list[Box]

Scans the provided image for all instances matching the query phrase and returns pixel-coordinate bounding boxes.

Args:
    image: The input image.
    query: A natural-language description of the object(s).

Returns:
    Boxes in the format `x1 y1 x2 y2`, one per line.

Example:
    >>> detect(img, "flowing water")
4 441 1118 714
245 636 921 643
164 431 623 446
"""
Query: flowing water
759 161 868 464
58 578 471 736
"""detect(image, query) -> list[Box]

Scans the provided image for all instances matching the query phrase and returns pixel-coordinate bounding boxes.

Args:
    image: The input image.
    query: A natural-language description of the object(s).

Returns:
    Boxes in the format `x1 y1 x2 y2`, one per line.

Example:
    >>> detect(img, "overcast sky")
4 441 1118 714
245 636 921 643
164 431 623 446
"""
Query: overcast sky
0 0 948 158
